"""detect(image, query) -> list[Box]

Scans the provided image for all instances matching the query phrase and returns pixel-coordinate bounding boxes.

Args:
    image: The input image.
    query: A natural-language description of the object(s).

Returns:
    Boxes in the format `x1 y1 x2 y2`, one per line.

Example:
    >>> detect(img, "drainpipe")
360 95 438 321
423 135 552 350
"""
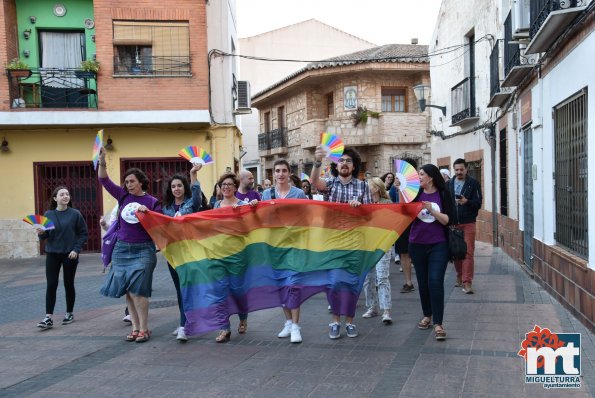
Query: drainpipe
490 125 498 247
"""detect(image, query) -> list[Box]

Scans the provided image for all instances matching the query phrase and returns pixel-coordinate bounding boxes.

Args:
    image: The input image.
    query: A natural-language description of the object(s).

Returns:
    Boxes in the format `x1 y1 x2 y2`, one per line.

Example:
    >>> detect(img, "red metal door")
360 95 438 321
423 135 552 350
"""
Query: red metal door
121 158 192 203
34 162 103 253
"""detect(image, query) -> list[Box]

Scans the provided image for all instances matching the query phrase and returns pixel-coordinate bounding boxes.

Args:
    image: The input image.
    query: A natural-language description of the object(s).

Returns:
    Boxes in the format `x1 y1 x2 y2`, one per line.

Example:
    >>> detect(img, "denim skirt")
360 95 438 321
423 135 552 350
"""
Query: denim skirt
100 240 156 298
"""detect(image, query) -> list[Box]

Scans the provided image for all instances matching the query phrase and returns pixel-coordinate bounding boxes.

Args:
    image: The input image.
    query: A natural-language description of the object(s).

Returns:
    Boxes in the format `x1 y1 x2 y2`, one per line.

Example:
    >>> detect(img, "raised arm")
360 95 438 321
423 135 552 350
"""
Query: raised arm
310 145 328 192
98 147 108 179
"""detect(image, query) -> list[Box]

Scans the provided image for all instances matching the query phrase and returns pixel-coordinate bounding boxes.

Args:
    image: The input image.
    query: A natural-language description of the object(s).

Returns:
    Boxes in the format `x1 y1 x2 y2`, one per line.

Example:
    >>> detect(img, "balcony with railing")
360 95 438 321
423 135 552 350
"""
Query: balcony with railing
258 128 288 157
450 77 478 126
6 68 98 109
113 55 191 76
487 40 513 108
501 12 535 88
525 0 589 54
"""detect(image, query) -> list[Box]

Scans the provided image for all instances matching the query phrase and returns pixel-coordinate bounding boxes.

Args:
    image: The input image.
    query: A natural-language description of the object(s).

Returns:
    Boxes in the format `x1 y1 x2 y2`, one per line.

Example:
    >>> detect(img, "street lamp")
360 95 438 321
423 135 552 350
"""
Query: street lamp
413 84 446 116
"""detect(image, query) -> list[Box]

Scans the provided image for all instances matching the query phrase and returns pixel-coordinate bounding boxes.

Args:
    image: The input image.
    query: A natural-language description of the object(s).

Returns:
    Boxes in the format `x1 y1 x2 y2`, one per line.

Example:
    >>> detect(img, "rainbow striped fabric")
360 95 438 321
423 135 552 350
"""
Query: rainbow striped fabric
139 199 422 335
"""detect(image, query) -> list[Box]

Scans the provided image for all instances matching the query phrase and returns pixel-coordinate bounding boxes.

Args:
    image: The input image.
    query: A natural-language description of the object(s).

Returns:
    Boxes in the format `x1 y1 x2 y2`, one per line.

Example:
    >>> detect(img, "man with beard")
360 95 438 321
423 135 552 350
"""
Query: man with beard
311 146 372 339
236 170 261 203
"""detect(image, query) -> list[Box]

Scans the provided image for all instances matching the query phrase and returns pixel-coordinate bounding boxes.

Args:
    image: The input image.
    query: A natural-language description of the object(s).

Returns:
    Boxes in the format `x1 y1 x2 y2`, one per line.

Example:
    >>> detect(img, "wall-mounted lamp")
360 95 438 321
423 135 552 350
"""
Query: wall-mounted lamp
91 34 96 42
239 145 247 159
23 50 30 58
23 29 32 40
0 138 9 153
413 84 446 116
29 16 37 24
104 137 114 150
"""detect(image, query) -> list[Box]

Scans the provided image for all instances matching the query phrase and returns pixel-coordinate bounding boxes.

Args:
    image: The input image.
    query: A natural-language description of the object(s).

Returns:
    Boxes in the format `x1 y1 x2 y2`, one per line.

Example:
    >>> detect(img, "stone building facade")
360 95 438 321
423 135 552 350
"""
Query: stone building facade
252 44 431 180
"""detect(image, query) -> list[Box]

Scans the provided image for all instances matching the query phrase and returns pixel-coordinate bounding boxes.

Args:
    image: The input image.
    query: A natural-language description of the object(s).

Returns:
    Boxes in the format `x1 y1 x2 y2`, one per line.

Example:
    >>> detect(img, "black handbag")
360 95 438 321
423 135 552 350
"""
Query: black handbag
448 226 467 260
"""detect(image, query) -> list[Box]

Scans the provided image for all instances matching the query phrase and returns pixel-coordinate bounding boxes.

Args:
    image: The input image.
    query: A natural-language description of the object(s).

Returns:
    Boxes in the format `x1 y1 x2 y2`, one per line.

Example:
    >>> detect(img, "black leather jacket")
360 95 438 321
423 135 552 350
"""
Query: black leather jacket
448 176 482 224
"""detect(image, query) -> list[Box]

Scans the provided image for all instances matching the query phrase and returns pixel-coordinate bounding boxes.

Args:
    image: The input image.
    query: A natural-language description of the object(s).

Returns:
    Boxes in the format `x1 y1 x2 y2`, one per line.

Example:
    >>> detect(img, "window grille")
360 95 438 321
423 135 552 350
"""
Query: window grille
499 128 508 216
121 158 193 203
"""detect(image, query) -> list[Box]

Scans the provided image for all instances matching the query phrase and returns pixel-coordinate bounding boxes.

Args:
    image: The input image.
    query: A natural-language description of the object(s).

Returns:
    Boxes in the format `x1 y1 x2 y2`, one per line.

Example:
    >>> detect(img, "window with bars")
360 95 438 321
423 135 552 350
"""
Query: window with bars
113 21 190 76
121 158 193 203
381 88 406 112
554 89 588 258
499 128 508 216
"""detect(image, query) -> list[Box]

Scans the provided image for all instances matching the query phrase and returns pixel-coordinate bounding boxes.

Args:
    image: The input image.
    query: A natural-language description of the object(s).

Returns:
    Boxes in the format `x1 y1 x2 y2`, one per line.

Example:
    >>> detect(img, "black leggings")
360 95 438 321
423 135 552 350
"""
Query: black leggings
45 253 78 314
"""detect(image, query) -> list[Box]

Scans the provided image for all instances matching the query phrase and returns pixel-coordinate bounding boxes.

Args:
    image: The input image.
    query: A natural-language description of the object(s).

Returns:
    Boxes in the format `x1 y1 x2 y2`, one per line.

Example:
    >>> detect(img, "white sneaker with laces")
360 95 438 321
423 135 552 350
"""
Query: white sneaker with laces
176 327 188 341
362 307 379 318
290 324 302 343
172 327 180 336
277 320 292 338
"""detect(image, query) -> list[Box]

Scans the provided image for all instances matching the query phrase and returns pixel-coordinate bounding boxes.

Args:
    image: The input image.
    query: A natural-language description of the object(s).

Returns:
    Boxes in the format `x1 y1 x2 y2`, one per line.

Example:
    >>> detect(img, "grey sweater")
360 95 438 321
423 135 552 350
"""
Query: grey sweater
39 208 88 254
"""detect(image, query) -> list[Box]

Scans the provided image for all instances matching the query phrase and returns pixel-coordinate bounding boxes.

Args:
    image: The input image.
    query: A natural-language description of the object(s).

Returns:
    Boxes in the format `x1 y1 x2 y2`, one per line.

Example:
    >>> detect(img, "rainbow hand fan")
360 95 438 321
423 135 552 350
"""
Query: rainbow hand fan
300 173 310 182
23 215 55 230
394 159 420 203
320 132 344 163
178 146 214 165
92 129 104 170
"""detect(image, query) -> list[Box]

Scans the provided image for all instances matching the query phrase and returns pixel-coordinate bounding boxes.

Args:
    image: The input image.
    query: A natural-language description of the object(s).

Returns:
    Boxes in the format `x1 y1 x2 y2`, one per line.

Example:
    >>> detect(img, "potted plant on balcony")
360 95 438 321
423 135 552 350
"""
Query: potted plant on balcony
75 59 100 78
5 58 32 79
351 106 380 127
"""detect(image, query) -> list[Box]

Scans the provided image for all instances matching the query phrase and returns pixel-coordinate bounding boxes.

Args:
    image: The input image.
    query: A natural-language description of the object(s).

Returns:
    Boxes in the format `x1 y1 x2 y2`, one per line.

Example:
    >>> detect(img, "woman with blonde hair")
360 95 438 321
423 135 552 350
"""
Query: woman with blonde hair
361 177 393 324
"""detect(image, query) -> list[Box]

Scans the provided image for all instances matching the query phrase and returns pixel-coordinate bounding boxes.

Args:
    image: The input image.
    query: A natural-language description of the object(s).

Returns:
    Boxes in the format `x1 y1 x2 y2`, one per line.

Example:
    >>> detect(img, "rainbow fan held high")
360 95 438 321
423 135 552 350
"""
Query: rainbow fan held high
394 159 420 203
178 146 214 165
23 215 55 230
92 129 104 170
320 132 344 163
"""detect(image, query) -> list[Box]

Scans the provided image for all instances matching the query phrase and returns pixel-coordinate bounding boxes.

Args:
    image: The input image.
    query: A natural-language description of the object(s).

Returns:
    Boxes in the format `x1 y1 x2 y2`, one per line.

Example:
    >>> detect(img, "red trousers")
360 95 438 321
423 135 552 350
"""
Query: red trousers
453 222 476 283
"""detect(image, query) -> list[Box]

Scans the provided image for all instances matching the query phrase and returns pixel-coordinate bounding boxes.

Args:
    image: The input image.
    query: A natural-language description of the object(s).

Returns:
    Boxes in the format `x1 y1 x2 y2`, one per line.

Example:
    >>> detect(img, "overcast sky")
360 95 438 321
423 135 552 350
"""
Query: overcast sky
237 0 442 46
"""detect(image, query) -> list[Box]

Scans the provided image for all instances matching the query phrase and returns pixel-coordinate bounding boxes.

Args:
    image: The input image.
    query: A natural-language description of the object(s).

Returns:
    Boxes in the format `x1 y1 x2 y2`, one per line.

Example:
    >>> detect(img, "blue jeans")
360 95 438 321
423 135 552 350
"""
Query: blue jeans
409 242 449 325
167 263 187 327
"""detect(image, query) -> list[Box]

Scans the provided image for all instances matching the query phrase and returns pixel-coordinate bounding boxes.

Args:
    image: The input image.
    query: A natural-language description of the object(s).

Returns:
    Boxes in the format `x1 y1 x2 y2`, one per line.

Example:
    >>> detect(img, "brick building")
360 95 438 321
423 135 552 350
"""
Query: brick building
252 44 431 180
0 0 242 258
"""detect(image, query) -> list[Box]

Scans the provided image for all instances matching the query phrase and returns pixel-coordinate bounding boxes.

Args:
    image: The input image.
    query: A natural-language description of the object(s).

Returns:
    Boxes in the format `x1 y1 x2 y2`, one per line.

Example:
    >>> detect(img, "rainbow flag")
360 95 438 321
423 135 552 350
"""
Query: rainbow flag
139 200 422 335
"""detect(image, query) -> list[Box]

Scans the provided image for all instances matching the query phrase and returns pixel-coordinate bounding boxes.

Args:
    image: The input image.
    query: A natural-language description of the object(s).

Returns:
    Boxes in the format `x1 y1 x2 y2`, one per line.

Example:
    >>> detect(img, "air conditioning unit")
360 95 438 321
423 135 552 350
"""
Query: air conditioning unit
512 0 530 39
235 80 252 114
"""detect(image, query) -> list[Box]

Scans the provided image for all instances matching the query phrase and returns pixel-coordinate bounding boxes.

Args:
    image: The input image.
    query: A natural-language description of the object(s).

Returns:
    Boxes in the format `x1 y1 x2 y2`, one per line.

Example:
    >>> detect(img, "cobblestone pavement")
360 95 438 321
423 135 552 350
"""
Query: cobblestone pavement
0 242 593 397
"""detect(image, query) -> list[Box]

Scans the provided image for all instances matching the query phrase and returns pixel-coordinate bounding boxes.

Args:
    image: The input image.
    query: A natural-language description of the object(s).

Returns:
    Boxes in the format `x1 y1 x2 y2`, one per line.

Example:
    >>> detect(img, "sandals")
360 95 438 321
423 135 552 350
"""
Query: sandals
238 320 247 334
135 330 151 343
434 325 447 341
216 330 231 343
417 317 432 329
126 330 140 342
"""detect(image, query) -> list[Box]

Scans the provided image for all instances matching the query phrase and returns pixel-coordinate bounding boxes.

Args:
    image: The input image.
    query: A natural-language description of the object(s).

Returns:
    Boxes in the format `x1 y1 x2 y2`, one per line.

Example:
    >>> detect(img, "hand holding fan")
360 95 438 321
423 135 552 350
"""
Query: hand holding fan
320 133 344 163
23 215 55 230
394 159 420 203
300 173 310 182
178 146 214 165
92 129 104 170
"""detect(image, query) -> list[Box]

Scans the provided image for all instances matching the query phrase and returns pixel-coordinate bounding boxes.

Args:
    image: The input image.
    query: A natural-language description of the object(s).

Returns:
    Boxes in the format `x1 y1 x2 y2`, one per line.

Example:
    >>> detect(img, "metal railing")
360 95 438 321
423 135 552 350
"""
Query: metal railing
258 128 288 151
450 77 476 124
489 41 501 98
504 12 522 77
113 55 191 76
530 0 587 38
6 68 98 109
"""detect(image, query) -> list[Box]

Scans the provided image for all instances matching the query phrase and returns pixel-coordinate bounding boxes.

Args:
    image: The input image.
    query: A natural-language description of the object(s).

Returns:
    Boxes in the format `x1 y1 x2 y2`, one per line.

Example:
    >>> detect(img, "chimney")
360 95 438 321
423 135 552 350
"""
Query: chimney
411 38 418 45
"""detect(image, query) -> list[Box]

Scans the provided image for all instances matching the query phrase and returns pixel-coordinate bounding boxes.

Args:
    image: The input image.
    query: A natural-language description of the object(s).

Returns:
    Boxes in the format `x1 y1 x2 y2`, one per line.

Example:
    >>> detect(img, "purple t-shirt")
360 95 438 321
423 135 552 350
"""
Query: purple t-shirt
409 190 447 245
236 190 261 202
99 176 161 243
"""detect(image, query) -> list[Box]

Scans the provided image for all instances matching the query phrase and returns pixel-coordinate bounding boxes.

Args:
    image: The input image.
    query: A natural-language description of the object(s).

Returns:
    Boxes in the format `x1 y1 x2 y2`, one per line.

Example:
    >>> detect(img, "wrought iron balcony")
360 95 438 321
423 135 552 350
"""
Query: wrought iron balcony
526 0 588 54
450 77 478 126
6 68 98 109
487 40 513 108
258 128 288 154
501 12 535 88
113 55 191 76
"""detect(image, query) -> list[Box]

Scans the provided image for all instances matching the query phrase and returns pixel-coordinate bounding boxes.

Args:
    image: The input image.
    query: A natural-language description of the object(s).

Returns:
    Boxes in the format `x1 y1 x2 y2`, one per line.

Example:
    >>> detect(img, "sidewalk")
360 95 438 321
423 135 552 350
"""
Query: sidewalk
0 242 593 397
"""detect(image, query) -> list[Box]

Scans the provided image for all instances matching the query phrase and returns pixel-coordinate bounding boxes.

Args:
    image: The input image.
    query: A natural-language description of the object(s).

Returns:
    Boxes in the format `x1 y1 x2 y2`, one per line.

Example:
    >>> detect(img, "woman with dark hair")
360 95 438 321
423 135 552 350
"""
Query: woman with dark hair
408 164 454 341
35 186 88 329
301 179 313 199
380 172 395 194
162 163 203 342
97 148 161 343
209 183 222 209
212 172 255 343
288 174 301 187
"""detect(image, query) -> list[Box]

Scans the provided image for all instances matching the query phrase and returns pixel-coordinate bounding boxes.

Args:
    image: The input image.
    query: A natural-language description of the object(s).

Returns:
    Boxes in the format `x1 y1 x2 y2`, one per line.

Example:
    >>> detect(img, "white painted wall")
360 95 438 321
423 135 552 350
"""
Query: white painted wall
238 19 376 182
207 0 238 125
537 31 594 267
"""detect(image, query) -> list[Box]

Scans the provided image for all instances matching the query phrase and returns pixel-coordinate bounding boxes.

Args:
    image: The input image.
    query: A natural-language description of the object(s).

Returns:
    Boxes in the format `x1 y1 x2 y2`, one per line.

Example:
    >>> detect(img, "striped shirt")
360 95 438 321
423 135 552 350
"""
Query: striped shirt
325 176 372 204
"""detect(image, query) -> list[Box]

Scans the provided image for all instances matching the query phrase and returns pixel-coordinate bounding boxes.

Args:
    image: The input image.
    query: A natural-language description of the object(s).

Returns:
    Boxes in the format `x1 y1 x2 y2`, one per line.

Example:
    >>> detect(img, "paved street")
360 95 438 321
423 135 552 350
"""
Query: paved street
0 242 593 397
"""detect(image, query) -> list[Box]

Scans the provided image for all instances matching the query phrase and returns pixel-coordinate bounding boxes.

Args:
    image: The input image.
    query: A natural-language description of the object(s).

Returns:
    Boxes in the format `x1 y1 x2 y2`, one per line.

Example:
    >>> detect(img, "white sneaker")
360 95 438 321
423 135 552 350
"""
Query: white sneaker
176 327 188 341
122 314 131 323
277 320 292 338
172 327 180 336
290 324 302 343
382 311 393 325
362 307 379 318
